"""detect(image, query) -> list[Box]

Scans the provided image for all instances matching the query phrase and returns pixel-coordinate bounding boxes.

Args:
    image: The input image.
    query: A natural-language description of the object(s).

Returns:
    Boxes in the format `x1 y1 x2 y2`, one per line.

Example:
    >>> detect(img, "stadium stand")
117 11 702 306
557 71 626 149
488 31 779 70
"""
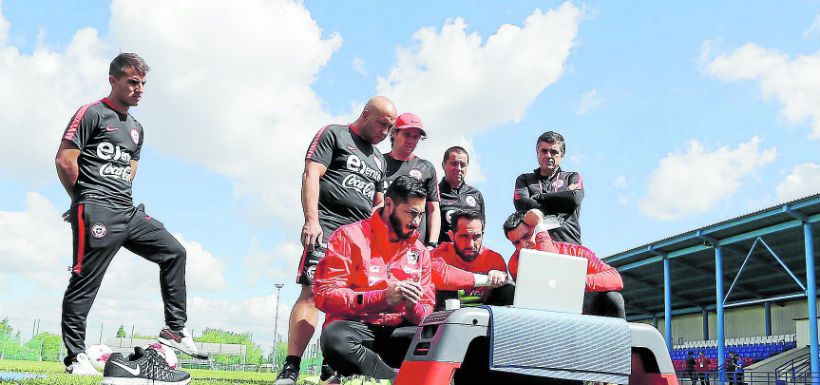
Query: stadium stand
605 193 820 383
670 334 798 372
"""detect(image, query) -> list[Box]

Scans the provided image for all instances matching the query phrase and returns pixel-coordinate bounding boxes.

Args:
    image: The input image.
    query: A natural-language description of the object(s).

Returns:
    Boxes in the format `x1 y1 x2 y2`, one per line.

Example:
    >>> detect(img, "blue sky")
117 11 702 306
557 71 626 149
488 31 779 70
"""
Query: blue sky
1 0 818 352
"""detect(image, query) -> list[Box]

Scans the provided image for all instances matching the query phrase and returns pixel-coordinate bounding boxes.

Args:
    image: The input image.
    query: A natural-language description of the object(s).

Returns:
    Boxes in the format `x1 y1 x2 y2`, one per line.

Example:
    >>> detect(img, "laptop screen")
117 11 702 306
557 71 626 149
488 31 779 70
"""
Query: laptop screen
513 249 587 314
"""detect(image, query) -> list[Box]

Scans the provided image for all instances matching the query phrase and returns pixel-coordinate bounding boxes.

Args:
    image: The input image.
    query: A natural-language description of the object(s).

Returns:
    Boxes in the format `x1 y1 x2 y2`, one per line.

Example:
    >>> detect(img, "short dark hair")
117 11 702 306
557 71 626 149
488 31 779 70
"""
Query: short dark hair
537 131 566 154
109 53 150 78
502 210 529 236
452 209 485 231
442 146 469 164
386 175 427 204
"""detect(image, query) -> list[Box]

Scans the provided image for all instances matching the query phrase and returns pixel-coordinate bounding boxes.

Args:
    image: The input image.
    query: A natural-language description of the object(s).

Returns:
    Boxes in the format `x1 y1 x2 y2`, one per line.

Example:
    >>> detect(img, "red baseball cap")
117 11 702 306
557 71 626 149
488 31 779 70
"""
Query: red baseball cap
395 112 427 136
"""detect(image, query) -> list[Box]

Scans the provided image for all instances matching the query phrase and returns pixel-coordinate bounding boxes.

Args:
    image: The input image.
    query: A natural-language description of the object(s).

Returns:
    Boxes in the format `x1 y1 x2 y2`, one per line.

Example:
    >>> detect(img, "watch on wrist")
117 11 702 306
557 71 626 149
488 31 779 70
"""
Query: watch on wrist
426 241 438 248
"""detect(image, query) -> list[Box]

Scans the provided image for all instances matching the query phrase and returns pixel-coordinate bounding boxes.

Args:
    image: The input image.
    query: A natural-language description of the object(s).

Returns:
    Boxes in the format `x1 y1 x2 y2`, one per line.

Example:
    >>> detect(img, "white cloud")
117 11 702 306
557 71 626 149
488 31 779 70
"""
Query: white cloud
777 163 820 201
0 193 71 286
244 239 302 286
805 15 820 39
613 175 627 189
0 24 110 182
351 57 367 76
108 0 342 227
175 234 227 291
639 137 777 220
576 88 603 116
704 42 820 139
376 2 582 181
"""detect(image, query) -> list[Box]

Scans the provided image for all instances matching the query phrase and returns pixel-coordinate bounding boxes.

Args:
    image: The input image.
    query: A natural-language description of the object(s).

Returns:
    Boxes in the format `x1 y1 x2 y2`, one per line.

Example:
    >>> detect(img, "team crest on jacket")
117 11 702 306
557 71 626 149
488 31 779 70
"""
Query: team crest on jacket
552 179 564 189
306 265 316 280
90 223 107 238
130 128 140 144
465 196 477 207
406 250 419 265
408 169 423 180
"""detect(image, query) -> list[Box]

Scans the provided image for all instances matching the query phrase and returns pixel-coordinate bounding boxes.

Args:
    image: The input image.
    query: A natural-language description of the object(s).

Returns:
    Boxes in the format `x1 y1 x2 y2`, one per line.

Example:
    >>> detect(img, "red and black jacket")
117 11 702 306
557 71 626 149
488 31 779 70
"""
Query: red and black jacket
314 211 435 328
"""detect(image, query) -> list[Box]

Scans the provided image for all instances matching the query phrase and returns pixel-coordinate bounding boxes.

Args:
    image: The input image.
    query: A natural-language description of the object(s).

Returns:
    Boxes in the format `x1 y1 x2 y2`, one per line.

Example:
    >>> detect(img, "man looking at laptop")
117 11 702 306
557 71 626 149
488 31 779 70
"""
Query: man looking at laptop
503 208 625 318
431 209 514 308
313 176 435 381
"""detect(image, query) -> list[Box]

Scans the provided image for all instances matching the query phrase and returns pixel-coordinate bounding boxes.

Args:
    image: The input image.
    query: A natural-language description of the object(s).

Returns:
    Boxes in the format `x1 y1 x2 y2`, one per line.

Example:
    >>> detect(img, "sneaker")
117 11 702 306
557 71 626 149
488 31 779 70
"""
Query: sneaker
323 372 343 385
320 362 336 381
273 362 299 385
158 326 201 357
65 352 101 376
102 346 191 385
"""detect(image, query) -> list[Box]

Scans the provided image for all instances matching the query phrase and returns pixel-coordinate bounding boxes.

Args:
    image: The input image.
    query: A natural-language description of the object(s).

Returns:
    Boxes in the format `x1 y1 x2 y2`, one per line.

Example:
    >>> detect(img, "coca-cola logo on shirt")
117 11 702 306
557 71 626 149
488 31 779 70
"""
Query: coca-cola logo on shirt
342 175 375 200
342 155 380 199
99 163 132 182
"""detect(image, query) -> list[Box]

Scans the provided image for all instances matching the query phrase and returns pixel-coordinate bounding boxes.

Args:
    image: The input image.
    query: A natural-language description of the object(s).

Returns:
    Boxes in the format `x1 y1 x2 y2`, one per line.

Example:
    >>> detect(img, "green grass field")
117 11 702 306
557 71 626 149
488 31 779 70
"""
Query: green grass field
0 360 323 384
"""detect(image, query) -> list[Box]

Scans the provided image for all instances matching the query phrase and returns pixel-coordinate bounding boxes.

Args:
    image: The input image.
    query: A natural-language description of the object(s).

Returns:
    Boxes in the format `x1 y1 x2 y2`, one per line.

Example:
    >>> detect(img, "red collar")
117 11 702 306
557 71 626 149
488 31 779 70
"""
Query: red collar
101 98 128 114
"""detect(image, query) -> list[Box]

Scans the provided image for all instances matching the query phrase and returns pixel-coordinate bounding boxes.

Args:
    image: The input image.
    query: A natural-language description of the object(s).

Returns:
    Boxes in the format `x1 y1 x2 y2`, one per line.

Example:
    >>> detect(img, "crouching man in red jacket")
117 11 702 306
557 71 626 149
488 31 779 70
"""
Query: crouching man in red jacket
314 175 435 381
505 209 626 318
431 209 514 309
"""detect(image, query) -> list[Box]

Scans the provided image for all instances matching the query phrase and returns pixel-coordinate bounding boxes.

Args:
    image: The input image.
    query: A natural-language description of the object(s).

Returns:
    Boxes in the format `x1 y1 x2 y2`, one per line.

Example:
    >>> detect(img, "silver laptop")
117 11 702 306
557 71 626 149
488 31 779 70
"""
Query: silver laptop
512 248 587 314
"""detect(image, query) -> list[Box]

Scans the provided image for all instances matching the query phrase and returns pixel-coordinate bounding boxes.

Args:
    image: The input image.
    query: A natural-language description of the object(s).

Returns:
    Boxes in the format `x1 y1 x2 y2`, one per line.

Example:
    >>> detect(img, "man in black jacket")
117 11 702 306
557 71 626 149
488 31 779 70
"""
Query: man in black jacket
513 131 584 245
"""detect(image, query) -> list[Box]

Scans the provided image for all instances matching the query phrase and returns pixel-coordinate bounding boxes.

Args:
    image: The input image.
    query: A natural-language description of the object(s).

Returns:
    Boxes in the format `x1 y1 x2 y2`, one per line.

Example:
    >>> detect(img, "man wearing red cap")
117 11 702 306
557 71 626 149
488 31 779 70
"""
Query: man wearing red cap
383 112 441 249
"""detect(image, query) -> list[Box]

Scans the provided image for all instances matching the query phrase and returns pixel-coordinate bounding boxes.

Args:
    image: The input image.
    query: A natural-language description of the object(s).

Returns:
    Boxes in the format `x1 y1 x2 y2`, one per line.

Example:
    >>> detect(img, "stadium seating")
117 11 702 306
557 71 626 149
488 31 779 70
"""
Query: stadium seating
669 334 798 372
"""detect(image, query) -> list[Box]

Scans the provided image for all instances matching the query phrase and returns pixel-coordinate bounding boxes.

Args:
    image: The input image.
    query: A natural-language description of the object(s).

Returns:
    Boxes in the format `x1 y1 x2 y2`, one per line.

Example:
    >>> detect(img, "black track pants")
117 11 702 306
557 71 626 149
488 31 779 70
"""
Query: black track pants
61 203 187 366
320 321 416 380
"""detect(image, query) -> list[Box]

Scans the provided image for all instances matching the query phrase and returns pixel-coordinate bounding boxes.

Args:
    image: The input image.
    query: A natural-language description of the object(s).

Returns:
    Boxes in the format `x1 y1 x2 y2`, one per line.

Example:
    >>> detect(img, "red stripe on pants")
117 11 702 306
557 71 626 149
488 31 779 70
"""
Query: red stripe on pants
73 205 86 274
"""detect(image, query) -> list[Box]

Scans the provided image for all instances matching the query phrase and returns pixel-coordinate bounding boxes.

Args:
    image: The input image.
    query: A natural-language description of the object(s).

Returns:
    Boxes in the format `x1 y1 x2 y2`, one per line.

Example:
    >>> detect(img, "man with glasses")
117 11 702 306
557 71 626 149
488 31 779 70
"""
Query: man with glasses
275 96 397 385
513 131 584 245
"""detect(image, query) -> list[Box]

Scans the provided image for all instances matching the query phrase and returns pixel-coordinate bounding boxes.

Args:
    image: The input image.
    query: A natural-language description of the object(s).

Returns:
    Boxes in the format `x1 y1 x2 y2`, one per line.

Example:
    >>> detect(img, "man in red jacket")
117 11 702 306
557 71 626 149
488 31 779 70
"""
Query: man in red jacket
314 175 435 381
504 209 625 318
431 209 513 308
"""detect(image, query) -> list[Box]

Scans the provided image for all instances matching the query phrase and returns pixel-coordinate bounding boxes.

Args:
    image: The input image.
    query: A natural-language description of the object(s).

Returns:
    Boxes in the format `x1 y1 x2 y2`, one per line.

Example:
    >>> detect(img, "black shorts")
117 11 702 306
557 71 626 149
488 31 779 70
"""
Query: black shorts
295 243 326 285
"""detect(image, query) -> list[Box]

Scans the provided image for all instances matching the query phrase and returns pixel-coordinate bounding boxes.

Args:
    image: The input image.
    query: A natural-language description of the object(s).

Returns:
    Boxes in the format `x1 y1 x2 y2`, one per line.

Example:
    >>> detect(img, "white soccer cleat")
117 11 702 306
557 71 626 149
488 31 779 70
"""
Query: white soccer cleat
158 326 201 357
66 352 102 376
